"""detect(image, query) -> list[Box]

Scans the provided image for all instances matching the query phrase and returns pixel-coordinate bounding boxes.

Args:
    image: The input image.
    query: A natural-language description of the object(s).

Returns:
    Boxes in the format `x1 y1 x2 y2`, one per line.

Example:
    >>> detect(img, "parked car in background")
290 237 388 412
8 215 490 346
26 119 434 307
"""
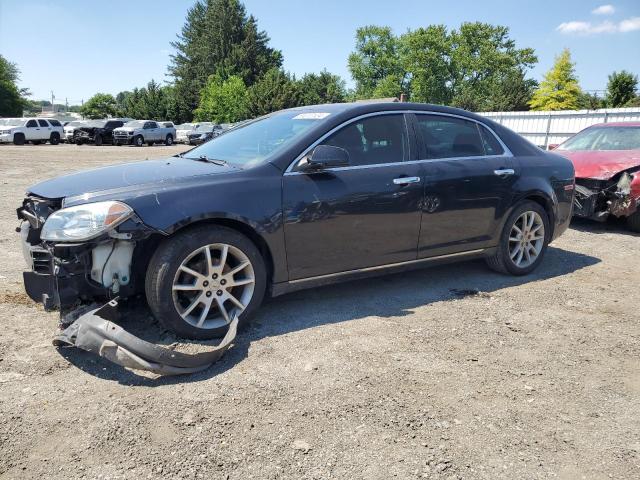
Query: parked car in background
74 119 129 145
112 120 176 147
554 122 640 232
17 102 574 339
175 123 197 143
188 123 223 145
0 118 64 145
63 120 86 143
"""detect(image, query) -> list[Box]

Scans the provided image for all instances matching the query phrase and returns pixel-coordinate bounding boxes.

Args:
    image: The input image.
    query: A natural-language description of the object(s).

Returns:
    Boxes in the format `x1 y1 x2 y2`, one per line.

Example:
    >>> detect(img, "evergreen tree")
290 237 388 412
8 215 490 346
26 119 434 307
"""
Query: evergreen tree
169 0 281 123
529 49 582 111
297 71 346 105
246 68 300 118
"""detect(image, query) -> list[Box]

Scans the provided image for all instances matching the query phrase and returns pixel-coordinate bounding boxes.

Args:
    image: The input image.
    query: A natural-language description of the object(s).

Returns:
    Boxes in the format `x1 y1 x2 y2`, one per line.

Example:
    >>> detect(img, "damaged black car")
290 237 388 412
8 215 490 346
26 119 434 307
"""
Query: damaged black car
74 119 128 145
18 103 575 340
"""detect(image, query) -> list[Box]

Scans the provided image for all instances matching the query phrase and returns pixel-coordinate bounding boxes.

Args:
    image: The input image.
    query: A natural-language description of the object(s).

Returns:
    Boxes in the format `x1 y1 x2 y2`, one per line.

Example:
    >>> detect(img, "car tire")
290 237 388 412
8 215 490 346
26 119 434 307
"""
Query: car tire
145 225 267 339
13 133 25 145
165 134 173 146
94 134 103 146
134 135 144 147
486 200 550 276
50 132 60 145
627 211 640 233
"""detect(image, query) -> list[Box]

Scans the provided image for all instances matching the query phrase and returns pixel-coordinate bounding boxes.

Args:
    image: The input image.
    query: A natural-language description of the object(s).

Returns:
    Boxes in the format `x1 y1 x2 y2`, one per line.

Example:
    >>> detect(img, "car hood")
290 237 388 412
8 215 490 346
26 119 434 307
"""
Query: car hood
113 127 135 132
27 157 232 200
555 149 640 180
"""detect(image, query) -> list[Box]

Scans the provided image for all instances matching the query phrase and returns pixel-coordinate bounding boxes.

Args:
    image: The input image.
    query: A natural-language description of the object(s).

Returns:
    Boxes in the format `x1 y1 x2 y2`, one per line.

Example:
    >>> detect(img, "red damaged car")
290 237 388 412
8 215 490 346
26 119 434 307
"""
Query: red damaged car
554 122 640 232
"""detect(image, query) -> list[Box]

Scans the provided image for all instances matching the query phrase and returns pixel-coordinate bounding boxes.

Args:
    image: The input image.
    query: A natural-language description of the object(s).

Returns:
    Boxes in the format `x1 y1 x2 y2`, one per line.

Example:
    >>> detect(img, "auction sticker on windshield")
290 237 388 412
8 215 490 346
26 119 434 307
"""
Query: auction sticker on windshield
292 112 331 120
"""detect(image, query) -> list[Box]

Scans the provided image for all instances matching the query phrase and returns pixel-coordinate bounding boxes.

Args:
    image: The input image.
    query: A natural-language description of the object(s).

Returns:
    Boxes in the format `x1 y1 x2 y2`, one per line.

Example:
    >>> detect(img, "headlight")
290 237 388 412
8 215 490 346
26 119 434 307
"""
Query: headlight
41 201 133 241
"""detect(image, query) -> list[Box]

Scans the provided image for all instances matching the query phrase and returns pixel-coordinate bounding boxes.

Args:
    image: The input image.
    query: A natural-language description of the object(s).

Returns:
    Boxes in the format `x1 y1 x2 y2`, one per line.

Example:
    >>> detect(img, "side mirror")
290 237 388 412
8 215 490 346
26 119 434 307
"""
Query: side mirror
302 145 350 171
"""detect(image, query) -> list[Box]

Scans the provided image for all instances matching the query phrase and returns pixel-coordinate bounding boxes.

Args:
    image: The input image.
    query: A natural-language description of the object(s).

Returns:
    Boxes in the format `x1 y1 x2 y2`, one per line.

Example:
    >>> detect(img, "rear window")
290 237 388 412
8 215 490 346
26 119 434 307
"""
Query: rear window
48 119 61 127
416 115 485 159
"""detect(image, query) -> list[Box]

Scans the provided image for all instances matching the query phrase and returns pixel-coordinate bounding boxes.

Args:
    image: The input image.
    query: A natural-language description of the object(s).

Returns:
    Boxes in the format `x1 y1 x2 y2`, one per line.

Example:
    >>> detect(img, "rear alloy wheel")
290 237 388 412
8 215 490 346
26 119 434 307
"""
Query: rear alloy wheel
486 201 549 275
134 135 144 147
146 226 266 339
13 133 25 145
50 132 60 145
165 134 173 146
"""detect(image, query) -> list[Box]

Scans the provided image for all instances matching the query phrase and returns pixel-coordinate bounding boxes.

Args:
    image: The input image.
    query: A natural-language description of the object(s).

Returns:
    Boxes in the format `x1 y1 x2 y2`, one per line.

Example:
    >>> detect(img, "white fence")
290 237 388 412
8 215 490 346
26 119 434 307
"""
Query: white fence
479 107 640 149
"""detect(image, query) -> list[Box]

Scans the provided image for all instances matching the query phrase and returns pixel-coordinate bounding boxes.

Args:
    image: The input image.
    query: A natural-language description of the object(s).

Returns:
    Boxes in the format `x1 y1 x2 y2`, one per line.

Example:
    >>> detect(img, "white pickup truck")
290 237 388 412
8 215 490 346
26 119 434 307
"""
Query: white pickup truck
112 120 176 147
0 118 64 145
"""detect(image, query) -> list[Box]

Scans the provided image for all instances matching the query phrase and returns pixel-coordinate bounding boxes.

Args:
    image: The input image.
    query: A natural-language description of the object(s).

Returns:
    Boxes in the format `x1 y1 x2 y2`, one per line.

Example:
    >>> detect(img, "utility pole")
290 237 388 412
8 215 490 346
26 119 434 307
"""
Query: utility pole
51 91 55 113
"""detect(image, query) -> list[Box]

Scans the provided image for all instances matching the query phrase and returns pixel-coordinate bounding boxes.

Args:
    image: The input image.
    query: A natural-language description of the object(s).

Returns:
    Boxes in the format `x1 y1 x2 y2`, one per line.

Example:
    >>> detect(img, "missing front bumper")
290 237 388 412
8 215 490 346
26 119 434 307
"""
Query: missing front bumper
53 299 238 376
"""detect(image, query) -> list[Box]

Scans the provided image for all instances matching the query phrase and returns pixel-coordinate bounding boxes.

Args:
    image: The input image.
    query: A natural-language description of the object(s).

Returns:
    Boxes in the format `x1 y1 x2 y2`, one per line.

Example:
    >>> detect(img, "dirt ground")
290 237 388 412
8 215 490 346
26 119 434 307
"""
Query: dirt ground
0 144 638 480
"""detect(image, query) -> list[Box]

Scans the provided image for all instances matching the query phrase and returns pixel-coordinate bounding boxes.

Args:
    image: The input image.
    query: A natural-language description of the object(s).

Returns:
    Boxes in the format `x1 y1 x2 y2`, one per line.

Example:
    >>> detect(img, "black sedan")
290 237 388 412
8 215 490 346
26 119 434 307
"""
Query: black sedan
74 119 127 145
18 103 574 339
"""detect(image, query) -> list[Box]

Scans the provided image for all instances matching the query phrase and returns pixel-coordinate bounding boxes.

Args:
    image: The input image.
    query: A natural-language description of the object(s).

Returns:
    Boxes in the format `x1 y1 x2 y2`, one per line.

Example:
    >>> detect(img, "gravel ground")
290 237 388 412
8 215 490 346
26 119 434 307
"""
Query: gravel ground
0 144 639 480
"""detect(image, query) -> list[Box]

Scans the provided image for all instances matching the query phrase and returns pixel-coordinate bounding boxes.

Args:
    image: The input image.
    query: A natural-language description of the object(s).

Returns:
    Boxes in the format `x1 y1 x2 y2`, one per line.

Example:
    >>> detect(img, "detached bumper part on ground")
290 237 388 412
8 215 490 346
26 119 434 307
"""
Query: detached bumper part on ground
53 299 238 375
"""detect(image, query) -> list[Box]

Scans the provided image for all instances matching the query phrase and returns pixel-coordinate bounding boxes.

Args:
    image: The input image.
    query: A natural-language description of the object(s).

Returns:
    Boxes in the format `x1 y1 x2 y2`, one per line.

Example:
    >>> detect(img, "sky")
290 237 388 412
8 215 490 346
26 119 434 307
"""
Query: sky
1 0 639 104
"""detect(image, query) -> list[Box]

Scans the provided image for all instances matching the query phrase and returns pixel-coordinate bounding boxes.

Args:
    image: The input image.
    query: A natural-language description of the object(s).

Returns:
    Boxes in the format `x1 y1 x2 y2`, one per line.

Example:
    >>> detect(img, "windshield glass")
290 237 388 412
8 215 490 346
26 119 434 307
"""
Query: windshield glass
66 121 83 127
184 111 328 167
176 123 194 130
558 126 640 151
124 120 145 128
85 120 107 128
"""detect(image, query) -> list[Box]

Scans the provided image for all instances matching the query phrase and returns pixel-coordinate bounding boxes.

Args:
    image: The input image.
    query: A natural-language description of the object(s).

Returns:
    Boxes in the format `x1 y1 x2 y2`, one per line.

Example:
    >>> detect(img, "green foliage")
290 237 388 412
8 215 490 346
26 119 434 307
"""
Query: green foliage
0 55 28 116
194 74 248 122
169 0 282 123
347 22 537 111
246 68 300 117
577 91 605 110
80 93 117 119
529 49 582 111
606 70 638 108
297 71 346 105
115 81 177 120
625 96 640 107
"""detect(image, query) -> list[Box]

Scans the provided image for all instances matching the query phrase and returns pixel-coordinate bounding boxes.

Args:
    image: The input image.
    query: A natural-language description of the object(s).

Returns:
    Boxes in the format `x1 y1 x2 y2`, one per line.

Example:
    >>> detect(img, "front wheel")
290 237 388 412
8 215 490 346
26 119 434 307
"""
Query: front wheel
486 201 550 275
94 134 103 146
13 133 25 145
134 135 144 147
145 225 267 339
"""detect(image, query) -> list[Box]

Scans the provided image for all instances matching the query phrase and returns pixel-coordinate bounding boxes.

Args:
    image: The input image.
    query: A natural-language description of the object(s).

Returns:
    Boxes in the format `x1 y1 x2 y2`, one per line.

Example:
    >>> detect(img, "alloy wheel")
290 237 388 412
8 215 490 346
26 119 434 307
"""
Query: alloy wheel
508 211 545 268
172 243 255 330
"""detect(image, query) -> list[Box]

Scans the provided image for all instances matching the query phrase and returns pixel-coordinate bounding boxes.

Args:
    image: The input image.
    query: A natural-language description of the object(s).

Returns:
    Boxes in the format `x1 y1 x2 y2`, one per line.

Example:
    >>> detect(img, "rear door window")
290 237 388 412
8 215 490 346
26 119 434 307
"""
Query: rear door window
416 115 485 159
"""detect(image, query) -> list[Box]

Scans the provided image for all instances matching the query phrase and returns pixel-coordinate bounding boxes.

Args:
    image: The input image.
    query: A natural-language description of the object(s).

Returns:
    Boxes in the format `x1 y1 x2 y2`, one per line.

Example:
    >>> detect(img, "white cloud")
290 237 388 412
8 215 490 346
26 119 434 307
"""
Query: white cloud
619 16 640 32
557 17 640 34
592 4 615 15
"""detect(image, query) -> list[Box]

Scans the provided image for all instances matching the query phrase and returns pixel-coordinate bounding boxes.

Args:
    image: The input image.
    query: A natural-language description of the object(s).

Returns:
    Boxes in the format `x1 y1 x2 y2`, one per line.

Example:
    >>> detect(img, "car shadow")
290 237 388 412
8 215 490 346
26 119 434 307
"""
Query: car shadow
570 216 639 237
57 245 600 385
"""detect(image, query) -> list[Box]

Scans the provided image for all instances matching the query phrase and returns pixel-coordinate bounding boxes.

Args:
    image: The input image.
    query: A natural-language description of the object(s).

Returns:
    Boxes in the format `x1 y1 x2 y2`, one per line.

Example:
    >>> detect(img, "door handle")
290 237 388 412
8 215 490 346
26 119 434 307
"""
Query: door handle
494 169 515 177
393 176 421 185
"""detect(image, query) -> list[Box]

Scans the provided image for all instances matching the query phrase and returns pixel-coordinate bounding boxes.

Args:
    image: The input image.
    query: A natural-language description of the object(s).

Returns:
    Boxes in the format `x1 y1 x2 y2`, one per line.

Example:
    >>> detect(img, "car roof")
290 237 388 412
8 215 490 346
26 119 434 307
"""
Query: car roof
586 121 640 127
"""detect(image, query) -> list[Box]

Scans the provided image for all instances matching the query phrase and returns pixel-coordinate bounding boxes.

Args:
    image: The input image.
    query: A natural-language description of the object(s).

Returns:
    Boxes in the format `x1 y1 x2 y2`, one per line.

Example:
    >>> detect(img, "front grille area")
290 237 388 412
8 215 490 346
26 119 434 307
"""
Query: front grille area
31 249 53 274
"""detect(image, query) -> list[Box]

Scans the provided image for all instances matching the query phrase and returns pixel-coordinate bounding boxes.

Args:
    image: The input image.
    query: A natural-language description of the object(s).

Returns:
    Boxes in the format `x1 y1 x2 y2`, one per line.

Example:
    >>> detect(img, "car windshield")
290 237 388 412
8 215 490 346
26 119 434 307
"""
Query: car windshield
86 120 107 128
184 111 329 167
66 121 84 127
558 126 640 151
124 120 145 128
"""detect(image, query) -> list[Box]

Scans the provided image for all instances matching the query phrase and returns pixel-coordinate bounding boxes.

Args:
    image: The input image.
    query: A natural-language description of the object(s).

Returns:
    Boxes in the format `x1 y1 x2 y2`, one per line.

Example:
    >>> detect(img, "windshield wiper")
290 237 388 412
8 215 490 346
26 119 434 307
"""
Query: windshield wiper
192 155 231 167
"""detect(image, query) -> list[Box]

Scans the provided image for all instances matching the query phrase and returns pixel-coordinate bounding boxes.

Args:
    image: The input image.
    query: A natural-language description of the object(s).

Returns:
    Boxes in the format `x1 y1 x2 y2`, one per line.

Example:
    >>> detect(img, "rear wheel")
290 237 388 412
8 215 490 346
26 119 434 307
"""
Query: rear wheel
627 211 640 233
49 132 60 145
145 225 266 339
134 135 144 147
13 133 25 145
165 134 173 146
486 201 550 275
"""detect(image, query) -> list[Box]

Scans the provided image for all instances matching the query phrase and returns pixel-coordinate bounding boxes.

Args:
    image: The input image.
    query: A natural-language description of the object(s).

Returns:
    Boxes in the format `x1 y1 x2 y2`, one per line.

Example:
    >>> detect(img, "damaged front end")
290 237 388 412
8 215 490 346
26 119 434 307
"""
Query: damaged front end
17 195 159 318
573 168 639 221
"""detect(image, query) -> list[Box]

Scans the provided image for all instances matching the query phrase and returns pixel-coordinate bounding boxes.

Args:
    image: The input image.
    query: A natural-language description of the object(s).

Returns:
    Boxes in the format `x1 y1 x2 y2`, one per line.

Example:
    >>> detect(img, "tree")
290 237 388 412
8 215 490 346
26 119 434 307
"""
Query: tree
606 70 638 107
80 93 117 119
246 68 300 117
348 26 407 99
297 71 346 105
194 74 249 122
529 49 582 111
347 23 537 110
578 91 605 110
0 55 28 116
169 0 282 123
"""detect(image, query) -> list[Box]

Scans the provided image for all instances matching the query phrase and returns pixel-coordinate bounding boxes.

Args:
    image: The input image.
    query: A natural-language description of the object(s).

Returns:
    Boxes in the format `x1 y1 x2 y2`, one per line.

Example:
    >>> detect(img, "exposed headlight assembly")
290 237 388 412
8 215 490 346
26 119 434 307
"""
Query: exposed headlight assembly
41 201 133 241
